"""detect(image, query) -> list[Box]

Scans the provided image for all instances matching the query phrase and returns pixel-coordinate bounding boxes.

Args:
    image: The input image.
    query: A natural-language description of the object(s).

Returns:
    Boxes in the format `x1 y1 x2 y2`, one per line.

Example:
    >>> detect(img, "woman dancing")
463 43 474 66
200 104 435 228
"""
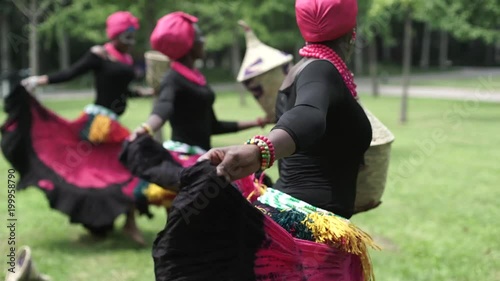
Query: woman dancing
143 0 380 279
130 12 270 170
1 11 167 246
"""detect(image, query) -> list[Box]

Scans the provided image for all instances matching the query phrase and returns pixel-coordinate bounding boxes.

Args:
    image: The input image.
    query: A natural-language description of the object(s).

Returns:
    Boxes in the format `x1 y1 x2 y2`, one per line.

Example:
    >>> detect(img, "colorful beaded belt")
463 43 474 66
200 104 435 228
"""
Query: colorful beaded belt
163 140 206 155
83 104 118 120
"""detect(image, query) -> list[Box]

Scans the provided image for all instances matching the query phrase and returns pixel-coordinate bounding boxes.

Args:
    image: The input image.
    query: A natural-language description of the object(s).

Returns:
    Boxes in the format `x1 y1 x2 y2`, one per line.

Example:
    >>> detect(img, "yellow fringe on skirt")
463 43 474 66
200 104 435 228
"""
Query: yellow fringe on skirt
88 114 112 144
303 212 380 281
254 185 380 281
143 184 178 209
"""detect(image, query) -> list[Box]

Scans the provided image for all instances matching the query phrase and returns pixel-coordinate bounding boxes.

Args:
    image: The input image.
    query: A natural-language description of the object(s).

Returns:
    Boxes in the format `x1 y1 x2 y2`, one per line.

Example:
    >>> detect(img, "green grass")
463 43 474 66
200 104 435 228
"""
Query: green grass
406 75 500 89
1 93 500 281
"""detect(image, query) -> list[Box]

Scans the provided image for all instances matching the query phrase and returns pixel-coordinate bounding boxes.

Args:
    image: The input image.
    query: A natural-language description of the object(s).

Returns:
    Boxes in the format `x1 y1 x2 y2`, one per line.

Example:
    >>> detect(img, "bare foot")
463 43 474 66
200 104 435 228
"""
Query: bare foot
123 224 146 246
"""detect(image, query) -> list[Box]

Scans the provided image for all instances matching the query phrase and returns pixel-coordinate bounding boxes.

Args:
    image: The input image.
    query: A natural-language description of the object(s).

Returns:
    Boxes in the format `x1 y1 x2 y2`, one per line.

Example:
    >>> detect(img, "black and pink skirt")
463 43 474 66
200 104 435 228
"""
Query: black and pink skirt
0 85 182 234
147 161 378 281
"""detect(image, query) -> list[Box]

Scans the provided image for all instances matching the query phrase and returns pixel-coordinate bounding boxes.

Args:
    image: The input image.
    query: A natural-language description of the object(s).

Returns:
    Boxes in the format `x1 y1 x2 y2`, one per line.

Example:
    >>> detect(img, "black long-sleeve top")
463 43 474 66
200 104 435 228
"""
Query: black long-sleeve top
152 69 238 151
273 59 372 219
47 50 139 115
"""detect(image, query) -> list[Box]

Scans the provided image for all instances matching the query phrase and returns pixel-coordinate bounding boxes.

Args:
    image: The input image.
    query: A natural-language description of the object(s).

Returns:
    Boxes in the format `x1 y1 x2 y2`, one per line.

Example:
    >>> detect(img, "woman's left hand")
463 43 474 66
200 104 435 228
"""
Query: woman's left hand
136 87 155 96
198 144 261 182
256 116 273 128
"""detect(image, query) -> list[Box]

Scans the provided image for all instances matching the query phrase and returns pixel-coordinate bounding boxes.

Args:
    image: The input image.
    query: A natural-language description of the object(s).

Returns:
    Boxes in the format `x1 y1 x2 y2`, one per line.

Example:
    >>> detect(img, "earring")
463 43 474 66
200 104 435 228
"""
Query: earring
349 28 357 45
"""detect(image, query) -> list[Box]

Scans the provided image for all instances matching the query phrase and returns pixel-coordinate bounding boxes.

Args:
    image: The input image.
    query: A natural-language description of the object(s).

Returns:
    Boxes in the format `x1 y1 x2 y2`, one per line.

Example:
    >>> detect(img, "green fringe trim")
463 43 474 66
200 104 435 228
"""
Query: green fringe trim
271 208 314 241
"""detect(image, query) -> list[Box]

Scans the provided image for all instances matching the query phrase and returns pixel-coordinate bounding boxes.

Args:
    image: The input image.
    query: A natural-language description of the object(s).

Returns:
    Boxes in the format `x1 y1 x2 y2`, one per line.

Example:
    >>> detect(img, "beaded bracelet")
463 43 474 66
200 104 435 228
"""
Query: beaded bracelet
244 135 276 170
245 138 270 170
141 123 154 136
256 117 266 128
254 135 275 167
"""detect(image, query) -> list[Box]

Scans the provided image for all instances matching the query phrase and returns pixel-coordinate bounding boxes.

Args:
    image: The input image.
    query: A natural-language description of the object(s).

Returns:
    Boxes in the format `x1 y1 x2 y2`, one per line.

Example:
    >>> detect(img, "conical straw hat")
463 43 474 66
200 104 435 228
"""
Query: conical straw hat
236 20 293 82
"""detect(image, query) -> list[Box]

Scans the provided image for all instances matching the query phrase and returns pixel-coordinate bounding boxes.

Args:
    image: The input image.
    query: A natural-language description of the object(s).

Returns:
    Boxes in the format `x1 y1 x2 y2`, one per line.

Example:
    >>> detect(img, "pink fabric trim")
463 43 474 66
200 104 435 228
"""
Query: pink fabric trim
255 217 364 281
122 177 141 197
104 43 133 65
171 61 207 86
30 105 133 189
38 179 54 191
4 120 17 132
168 151 202 168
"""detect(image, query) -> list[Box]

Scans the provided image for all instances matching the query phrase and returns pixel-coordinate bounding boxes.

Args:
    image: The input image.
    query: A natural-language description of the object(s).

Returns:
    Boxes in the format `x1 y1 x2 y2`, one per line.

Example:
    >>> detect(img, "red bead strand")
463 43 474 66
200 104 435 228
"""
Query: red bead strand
299 43 357 99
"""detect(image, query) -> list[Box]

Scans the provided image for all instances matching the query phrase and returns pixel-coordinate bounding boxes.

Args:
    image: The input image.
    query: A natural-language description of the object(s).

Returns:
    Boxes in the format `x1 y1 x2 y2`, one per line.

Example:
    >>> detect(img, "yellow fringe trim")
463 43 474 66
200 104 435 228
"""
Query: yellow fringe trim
303 213 380 281
246 180 268 201
143 184 178 208
88 114 112 144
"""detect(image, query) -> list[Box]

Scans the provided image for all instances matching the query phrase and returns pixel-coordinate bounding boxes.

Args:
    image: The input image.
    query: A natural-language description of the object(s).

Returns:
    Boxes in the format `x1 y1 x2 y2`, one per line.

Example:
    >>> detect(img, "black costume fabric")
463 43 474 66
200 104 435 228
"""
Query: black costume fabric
48 50 139 115
152 69 239 151
119 135 183 189
152 161 365 281
0 85 139 235
152 161 265 281
273 59 372 219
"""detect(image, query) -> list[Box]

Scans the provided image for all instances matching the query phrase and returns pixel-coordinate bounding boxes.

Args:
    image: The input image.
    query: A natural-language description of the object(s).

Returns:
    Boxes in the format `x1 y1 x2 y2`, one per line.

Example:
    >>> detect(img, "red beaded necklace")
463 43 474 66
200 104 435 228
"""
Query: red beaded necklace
299 39 357 99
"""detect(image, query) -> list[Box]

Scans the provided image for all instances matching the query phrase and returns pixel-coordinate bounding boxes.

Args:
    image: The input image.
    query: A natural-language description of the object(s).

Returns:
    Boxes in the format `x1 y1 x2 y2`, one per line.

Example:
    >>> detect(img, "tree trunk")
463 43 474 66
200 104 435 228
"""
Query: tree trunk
1 13 11 97
483 44 494 66
368 42 379 97
400 9 412 124
439 30 449 70
354 30 363 75
143 0 156 50
382 40 391 62
495 41 500 63
295 42 303 62
1 13 11 73
29 0 39 75
419 23 431 69
57 27 70 70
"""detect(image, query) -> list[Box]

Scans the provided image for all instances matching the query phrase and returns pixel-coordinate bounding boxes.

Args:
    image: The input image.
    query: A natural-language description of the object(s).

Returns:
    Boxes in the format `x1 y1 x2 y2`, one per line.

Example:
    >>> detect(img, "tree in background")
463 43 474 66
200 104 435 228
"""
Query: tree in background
357 0 395 97
0 1 14 75
12 0 52 75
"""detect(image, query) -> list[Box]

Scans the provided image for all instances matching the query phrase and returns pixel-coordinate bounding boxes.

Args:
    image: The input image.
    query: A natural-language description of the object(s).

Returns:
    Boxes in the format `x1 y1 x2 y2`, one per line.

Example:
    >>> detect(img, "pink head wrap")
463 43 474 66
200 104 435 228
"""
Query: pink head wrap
150 11 198 60
106 11 140 40
295 0 357 43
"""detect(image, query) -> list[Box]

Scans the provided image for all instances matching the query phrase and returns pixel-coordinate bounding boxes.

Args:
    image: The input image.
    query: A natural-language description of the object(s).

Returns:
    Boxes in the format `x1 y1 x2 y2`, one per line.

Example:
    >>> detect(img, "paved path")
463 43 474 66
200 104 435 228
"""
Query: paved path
355 84 500 103
6 67 500 103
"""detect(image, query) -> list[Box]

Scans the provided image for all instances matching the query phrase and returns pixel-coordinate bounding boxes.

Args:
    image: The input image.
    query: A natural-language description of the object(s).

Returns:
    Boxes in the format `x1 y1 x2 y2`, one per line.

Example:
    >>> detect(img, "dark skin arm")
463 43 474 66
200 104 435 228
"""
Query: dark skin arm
198 128 295 182
199 60 334 181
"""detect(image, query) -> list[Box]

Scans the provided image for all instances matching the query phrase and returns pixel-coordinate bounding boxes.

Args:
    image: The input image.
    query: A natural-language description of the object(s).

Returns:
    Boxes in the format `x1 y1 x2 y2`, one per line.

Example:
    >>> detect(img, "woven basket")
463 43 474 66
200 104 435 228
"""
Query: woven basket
354 105 395 214
242 64 291 122
144 50 171 92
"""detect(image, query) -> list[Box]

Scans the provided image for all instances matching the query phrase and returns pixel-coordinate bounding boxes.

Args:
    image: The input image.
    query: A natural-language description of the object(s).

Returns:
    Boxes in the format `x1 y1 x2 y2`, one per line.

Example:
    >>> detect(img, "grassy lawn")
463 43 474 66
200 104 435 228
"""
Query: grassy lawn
389 75 500 89
1 93 499 281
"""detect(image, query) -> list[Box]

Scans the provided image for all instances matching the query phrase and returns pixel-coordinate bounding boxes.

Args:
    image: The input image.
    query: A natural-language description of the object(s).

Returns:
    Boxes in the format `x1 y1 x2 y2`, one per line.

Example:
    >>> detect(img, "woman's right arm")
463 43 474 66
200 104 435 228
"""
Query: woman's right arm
24 46 103 89
45 47 103 84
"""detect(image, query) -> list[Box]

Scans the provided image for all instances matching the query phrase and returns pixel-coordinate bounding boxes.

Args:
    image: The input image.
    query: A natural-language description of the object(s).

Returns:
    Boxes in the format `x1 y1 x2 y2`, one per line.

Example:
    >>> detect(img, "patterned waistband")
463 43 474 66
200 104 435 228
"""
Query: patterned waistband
163 140 206 155
257 188 349 221
83 104 118 120
255 186 379 281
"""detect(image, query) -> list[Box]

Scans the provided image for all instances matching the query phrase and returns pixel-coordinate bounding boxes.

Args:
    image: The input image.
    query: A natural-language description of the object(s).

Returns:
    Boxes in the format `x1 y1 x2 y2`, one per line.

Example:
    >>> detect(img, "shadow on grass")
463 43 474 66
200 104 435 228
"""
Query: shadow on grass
40 228 160 253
